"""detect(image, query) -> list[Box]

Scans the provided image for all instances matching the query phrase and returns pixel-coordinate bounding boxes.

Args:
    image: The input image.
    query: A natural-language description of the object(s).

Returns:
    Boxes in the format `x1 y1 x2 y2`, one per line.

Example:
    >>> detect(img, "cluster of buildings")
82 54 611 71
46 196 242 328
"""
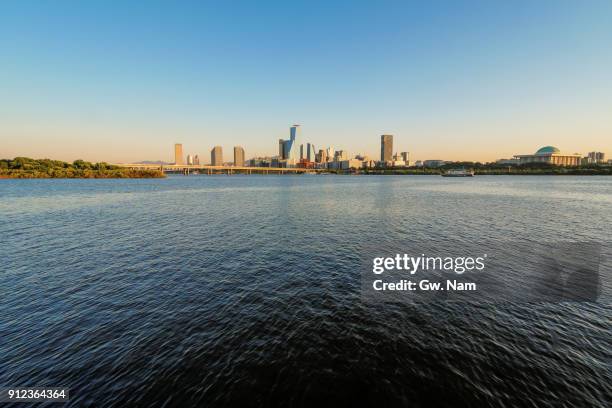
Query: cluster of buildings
496 146 607 166
174 143 245 167
249 127 411 170
173 125 411 170
586 151 608 164
172 126 608 169
175 143 201 166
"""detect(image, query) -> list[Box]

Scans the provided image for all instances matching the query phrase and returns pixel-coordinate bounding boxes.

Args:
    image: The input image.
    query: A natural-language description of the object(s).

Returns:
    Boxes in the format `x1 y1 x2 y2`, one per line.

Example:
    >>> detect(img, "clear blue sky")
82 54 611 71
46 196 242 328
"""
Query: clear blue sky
1 0 611 163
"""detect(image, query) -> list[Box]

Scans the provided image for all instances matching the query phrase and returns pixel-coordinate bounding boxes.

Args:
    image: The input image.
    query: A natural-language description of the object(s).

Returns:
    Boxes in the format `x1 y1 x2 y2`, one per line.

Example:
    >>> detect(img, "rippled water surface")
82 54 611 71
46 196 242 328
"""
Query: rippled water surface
1 175 611 407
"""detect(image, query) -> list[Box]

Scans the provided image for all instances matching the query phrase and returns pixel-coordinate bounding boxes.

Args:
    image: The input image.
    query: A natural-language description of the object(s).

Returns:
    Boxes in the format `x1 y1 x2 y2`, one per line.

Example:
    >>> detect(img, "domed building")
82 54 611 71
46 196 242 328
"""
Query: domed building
514 146 581 166
535 146 560 155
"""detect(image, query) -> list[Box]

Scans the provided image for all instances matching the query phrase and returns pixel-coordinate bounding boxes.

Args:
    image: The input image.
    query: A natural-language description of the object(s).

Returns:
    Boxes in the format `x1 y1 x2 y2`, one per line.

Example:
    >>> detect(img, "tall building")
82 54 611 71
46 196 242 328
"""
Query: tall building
194 155 200 165
317 149 327 163
290 125 300 140
380 135 393 162
187 154 194 165
278 139 285 158
587 151 605 164
299 143 316 161
306 143 316 162
278 125 301 166
234 146 245 166
211 146 223 166
401 152 409 163
286 125 301 164
326 146 335 161
174 143 184 165
334 150 348 161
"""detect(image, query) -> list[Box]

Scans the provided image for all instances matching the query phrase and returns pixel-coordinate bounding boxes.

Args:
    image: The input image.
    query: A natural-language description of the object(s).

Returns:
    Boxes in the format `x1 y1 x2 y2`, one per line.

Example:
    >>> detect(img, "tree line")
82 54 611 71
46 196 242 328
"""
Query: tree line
0 157 165 178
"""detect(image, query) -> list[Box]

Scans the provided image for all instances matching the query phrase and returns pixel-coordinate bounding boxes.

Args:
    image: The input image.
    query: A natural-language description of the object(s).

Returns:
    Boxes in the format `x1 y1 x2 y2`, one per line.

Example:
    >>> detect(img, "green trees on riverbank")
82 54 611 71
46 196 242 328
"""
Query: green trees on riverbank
0 157 164 178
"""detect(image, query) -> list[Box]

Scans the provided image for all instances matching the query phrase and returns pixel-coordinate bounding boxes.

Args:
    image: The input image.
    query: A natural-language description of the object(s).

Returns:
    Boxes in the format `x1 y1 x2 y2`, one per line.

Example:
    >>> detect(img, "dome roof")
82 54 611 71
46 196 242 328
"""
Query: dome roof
535 146 560 155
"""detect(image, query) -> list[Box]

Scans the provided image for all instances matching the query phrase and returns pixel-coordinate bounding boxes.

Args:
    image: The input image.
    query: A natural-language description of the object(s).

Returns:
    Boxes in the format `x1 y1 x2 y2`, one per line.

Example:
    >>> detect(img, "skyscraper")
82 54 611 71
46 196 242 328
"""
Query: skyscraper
334 150 348 161
317 149 327 163
300 142 316 162
290 124 300 141
401 152 409 163
277 125 301 166
286 125 301 164
174 143 184 165
306 143 316 162
278 139 285 159
234 146 245 166
326 146 335 161
381 135 393 162
211 146 223 166
187 154 194 165
194 155 200 165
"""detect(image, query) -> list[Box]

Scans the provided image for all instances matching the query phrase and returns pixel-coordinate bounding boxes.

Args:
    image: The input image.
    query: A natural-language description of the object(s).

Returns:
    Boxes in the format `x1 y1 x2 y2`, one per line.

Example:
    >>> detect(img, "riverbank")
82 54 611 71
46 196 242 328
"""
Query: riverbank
358 166 612 176
0 158 165 179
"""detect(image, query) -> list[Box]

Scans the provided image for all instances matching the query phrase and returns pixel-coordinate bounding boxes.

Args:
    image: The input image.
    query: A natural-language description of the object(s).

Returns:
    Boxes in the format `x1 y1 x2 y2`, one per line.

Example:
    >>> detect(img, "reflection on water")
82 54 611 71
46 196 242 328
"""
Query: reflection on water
1 175 611 407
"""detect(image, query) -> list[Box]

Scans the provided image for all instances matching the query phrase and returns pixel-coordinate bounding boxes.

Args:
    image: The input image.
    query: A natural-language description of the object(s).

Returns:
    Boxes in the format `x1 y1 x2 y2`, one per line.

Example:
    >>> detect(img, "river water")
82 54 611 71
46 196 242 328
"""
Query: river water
1 175 610 407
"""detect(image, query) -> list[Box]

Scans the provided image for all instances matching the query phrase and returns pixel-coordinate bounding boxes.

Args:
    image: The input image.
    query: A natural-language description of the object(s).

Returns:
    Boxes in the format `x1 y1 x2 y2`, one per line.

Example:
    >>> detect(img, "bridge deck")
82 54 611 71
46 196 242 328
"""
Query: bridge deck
115 164 323 173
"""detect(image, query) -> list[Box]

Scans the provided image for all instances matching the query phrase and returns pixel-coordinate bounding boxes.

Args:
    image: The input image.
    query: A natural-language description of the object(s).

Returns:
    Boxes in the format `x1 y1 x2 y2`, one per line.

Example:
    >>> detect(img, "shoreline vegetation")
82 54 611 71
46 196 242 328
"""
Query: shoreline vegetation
0 158 164 179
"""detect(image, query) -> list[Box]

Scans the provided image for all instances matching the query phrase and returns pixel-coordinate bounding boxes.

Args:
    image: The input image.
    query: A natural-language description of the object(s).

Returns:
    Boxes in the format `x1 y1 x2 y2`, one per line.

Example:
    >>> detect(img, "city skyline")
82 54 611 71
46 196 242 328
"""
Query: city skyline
167 130 607 168
1 1 612 162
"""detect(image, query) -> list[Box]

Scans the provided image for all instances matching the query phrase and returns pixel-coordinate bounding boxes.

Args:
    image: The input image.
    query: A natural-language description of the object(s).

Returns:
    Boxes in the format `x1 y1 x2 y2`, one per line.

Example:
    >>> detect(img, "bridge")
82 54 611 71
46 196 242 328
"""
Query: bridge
115 163 324 175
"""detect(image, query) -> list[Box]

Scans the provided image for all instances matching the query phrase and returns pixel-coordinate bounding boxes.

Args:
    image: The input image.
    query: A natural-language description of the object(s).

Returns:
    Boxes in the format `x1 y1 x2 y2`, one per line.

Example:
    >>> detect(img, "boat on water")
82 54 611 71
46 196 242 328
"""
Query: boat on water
442 169 474 177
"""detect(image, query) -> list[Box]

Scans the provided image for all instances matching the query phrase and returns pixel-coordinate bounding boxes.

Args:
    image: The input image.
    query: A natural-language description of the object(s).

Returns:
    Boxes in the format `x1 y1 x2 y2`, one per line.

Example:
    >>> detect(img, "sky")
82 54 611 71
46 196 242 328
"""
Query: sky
1 0 611 163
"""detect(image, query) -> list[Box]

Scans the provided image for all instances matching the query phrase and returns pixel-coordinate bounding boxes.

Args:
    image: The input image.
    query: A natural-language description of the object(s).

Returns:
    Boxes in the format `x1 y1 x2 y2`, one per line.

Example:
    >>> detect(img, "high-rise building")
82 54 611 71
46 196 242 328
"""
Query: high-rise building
277 125 301 166
334 150 348 161
187 154 194 165
290 125 300 140
298 142 316 162
194 155 200 165
587 151 605 164
279 139 285 159
211 146 223 166
174 143 184 165
326 146 335 161
234 146 245 166
286 125 300 164
306 143 316 162
381 135 393 162
317 149 327 163
401 152 409 163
